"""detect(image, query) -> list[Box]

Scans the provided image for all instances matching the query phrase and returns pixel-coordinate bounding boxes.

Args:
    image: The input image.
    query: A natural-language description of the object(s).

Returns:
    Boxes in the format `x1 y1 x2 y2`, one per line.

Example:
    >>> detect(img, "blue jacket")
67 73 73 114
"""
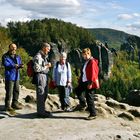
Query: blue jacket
2 52 22 81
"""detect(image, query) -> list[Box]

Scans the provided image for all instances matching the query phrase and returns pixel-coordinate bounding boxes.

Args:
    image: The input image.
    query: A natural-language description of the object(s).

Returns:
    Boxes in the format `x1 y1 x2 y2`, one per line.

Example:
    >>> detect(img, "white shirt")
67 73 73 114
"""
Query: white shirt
82 60 89 82
53 62 72 86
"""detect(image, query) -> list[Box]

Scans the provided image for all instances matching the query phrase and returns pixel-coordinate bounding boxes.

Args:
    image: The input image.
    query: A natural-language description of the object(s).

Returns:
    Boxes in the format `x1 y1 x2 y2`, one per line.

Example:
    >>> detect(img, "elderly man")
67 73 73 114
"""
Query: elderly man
2 43 23 111
33 42 52 118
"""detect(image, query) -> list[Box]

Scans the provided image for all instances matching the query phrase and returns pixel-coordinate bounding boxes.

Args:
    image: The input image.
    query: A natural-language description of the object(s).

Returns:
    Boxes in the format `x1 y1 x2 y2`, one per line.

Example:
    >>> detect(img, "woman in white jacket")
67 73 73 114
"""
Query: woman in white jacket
52 52 72 111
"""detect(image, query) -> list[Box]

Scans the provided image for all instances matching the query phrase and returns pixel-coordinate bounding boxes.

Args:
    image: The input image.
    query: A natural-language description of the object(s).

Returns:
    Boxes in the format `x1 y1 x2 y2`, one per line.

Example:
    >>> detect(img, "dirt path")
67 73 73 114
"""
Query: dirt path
0 108 140 140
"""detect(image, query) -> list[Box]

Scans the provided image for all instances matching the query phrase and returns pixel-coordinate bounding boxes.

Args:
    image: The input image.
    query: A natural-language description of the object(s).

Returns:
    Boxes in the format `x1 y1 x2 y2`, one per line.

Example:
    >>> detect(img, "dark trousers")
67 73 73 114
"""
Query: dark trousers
75 82 96 116
5 80 19 107
57 86 70 110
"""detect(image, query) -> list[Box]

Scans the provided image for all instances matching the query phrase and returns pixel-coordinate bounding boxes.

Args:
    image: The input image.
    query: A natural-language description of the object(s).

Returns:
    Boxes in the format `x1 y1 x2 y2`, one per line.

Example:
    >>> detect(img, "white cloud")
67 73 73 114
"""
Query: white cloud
5 0 81 18
118 13 140 20
127 22 140 30
0 1 31 26
9 0 80 7
108 1 123 10
5 17 31 23
118 14 133 20
1 0 140 37
132 13 140 17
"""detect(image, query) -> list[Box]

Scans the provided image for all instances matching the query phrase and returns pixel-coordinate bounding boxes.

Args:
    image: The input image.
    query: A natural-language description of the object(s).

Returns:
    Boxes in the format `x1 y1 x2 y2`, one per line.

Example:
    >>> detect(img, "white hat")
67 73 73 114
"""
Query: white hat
60 52 67 59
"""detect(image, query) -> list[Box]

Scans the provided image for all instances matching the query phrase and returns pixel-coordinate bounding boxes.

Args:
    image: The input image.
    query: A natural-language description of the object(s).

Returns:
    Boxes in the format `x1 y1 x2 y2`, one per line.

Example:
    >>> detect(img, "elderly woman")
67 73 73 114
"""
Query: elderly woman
52 52 72 111
75 48 100 120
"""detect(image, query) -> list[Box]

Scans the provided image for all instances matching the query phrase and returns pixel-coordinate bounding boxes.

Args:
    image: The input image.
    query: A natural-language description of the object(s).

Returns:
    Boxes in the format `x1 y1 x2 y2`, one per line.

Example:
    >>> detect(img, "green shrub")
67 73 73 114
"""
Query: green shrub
98 51 140 101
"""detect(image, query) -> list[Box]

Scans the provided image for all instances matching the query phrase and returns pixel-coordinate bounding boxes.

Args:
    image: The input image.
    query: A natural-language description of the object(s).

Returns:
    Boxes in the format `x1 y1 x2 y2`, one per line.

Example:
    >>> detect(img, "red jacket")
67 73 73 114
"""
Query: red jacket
85 58 100 89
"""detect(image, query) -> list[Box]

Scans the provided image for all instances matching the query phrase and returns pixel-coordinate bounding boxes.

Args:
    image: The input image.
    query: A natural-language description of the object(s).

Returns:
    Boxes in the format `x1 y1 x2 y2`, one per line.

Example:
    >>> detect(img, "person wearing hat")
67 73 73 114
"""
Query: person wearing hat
33 42 52 118
52 52 72 111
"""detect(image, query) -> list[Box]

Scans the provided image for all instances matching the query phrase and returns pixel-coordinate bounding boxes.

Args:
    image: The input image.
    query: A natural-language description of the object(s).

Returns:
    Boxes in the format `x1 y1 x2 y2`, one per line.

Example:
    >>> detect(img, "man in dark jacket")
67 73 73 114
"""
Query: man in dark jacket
2 43 24 111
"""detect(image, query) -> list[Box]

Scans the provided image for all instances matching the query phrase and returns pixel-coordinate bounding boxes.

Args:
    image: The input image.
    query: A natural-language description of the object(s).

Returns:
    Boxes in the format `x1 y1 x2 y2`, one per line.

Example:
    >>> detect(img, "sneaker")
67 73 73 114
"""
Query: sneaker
11 103 23 110
85 115 96 120
73 104 86 111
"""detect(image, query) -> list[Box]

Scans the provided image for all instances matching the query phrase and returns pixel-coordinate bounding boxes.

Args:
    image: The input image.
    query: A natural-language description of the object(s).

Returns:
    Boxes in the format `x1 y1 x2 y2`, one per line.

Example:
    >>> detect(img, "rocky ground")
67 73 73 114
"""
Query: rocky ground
0 83 140 140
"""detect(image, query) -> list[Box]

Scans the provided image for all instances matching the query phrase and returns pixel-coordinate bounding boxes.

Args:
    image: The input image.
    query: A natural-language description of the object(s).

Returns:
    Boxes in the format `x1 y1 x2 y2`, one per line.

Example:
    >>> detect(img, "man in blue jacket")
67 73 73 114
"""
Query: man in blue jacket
2 43 23 111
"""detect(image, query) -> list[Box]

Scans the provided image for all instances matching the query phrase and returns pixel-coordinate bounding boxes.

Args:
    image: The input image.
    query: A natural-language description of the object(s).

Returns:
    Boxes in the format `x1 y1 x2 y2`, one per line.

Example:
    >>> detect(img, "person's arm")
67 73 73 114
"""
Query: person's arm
67 62 72 86
17 56 24 69
33 55 51 73
87 59 99 89
3 56 16 69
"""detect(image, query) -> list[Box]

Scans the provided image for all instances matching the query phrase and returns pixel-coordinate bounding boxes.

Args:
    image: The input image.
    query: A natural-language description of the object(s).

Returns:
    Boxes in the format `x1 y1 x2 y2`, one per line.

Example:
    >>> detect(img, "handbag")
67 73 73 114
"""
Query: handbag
49 80 56 89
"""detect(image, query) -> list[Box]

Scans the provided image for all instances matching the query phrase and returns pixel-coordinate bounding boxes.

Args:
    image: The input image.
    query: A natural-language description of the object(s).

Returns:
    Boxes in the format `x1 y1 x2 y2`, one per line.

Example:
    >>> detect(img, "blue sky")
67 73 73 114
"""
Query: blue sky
0 0 140 36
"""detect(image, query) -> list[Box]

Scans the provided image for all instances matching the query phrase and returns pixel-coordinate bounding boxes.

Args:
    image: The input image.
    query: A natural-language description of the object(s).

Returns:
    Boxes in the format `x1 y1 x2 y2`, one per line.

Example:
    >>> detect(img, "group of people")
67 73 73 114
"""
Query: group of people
2 42 100 120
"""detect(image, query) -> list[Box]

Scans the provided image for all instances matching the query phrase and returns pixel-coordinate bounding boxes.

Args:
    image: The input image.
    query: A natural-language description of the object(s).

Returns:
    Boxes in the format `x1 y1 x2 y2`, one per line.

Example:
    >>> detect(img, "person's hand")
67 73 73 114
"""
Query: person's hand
87 84 92 89
19 64 24 68
67 81 71 87
15 64 19 69
46 62 51 68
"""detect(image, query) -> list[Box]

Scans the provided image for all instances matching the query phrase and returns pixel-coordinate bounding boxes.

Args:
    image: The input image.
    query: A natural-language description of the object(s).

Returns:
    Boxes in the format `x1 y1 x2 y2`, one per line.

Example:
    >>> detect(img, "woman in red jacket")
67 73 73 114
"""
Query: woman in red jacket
75 48 99 120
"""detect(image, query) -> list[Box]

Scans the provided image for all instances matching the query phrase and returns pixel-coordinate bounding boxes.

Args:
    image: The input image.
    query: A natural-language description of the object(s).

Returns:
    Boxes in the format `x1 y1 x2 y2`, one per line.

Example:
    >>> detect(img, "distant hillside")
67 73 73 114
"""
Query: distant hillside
88 28 131 50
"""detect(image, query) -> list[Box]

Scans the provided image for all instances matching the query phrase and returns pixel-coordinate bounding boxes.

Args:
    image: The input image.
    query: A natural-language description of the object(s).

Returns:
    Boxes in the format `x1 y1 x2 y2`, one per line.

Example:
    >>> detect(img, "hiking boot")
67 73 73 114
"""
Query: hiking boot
73 104 86 111
5 106 15 112
11 103 23 110
45 111 53 117
85 115 96 120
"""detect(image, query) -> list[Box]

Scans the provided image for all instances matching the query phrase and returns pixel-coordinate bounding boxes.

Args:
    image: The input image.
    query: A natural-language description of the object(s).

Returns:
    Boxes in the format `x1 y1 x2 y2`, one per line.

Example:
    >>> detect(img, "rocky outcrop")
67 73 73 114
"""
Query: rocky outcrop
94 94 140 120
1 84 140 121
118 112 135 121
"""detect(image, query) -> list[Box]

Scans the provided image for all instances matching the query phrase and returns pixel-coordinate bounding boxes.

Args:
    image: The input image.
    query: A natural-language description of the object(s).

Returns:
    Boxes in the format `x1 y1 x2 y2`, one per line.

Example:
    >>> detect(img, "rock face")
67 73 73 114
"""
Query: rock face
125 89 140 106
94 94 140 121
0 84 140 121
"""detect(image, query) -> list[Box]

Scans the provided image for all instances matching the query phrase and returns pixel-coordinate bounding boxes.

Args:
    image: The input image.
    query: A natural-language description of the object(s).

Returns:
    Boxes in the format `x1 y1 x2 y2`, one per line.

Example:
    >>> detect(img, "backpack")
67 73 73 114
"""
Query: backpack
27 60 34 77
56 61 68 69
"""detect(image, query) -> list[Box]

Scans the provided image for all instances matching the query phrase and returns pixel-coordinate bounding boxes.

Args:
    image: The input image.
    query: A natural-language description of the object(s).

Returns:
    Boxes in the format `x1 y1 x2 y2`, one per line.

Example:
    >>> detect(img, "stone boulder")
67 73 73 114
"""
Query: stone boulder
125 89 140 106
106 99 128 110
128 108 140 117
118 112 135 121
